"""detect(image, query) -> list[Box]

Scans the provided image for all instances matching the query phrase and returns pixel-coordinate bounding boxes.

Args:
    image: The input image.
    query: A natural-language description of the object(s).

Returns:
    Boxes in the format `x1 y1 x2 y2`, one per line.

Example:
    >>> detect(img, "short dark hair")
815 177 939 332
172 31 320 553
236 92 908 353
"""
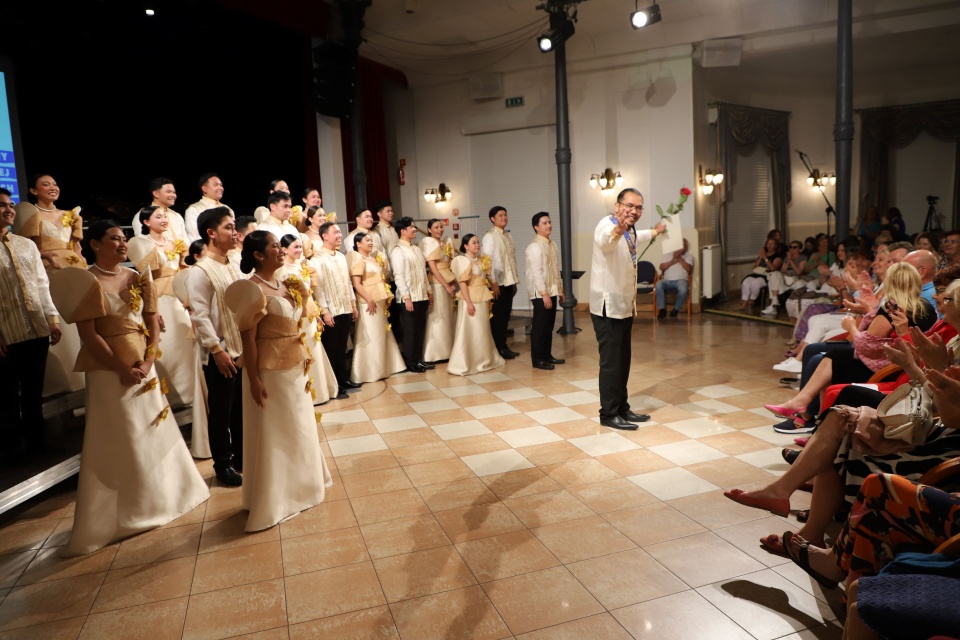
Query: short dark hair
137 206 160 235
394 216 414 235
149 177 174 194
235 216 258 235
945 229 960 239
267 190 291 207
374 200 392 214
198 172 220 191
197 206 233 245
353 232 368 252
269 178 287 191
488 205 506 221
318 221 336 239
0 187 11 198
934 262 960 288
239 230 272 275
616 188 641 202
302 187 319 200
531 212 550 228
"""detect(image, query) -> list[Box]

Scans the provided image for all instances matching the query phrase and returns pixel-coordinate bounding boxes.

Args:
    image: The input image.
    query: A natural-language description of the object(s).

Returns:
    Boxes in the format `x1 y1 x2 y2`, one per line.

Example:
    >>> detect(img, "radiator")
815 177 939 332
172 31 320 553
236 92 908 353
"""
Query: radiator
701 244 723 298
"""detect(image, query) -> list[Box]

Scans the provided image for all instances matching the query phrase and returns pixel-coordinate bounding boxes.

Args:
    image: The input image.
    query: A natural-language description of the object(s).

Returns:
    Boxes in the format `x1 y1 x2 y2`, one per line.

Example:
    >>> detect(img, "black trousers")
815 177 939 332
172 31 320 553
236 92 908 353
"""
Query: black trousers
592 309 633 419
400 299 429 367
203 358 243 473
0 337 49 453
386 282 404 347
321 313 354 389
530 296 558 365
490 284 516 350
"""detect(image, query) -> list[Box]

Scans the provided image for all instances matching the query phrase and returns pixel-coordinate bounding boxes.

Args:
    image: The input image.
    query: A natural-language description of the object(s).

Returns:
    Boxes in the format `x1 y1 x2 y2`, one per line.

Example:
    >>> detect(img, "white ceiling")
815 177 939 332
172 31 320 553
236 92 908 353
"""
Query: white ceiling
358 0 960 86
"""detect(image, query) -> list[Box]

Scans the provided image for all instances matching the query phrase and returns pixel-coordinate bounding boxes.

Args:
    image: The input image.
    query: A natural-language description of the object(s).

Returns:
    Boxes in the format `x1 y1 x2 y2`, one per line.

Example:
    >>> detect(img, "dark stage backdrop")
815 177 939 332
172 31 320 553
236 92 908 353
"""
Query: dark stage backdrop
1 0 318 224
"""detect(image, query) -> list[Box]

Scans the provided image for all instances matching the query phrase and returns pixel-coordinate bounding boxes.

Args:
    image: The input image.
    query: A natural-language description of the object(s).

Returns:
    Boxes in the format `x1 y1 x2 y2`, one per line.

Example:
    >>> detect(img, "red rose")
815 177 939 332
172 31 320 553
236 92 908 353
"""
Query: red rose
680 187 692 196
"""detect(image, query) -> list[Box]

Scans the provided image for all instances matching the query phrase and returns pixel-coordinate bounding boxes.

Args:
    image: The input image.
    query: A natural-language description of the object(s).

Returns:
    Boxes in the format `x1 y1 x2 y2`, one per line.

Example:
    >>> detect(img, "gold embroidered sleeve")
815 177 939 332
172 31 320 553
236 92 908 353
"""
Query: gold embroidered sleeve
139 268 158 314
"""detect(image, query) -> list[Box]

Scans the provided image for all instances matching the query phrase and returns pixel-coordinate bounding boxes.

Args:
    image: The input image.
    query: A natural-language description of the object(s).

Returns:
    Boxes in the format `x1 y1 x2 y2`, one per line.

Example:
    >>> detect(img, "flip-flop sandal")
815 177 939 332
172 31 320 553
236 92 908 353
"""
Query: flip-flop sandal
759 533 788 557
779 377 799 385
782 531 839 590
796 509 809 523
781 448 801 465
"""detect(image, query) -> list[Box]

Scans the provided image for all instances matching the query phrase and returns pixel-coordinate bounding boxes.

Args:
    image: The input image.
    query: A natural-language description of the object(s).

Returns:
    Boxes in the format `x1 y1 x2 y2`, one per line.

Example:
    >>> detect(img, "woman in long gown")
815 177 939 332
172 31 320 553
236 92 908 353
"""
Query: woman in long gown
420 219 457 363
50 221 209 556
227 230 332 532
447 234 505 376
277 233 338 404
301 205 327 259
127 206 210 459
349 232 406 383
16 173 86 395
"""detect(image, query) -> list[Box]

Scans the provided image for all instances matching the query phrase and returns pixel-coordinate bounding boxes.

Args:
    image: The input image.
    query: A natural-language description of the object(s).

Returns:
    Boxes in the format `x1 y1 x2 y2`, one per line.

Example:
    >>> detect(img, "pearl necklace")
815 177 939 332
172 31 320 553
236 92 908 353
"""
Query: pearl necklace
148 234 168 248
253 273 281 290
37 205 56 213
92 263 122 276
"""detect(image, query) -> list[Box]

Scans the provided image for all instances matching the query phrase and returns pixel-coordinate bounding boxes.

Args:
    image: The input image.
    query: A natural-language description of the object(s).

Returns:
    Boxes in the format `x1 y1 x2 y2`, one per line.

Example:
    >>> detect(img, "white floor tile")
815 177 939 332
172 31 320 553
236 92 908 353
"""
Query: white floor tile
570 378 600 390
736 448 792 474
431 420 493 440
373 414 428 433
493 388 544 402
327 434 388 457
464 402 520 419
748 407 779 421
627 468 720 501
677 399 741 417
496 426 563 448
611 590 754 640
468 372 512 383
525 407 585 425
461 450 535 476
644 532 766 588
441 384 487 398
742 426 803 446
550 391 601 407
391 381 438 394
663 418 735 439
568 433 641 457
408 398 461 414
647 440 728 466
322 408 369 426
688 384 745 399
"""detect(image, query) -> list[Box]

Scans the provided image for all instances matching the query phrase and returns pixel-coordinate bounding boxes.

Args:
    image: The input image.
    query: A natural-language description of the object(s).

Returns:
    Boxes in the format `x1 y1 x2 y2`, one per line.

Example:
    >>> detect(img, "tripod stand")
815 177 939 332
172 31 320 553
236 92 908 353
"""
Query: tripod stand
796 151 836 239
923 197 944 233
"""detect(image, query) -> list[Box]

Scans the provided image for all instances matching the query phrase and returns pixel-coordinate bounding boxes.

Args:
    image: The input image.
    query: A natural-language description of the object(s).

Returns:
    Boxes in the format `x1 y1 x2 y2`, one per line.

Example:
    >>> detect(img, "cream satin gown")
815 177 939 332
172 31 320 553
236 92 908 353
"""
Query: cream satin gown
349 253 406 383
420 236 456 362
447 255 505 376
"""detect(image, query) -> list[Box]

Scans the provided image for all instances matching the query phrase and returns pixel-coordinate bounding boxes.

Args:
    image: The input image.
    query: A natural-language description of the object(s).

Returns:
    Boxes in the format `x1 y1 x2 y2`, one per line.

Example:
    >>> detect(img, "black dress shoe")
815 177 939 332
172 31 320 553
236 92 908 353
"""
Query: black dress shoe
600 416 638 431
545 356 565 365
417 361 436 370
657 309 666 319
216 467 243 487
343 380 362 389
532 362 555 370
507 349 520 357
498 348 516 360
407 363 428 372
336 389 349 400
619 410 650 423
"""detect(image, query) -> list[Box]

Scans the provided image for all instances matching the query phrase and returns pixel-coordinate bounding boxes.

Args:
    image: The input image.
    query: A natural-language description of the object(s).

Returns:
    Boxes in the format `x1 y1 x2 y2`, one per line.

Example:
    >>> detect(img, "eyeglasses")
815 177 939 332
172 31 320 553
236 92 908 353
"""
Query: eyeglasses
617 202 643 212
942 239 959 244
789 245 802 250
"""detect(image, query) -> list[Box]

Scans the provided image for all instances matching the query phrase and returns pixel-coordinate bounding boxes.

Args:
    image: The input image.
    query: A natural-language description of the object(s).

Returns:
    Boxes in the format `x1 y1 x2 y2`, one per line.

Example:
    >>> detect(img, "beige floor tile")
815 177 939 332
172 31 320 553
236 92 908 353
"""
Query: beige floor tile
596 449 676 476
198 514 280 555
515 612 632 640
0 616 85 640
80 597 188 640
191 541 283 594
479 414 539 431
530 382 582 396
420 408 476 426
341 467 413 498
288 605 399 640
380 427 441 448
433 503 526 544
567 548 688 609
8 494 74 525
39 518 73 549
229 628 290 640
389 585 510 640
284 561 385 624
620 425 688 447
16 545 116 587
455 393 500 408
160 502 208 530
644 531 766 588
0 521 57 556
667 490 772 530
0 551 35 589
482 565 604 635
509 397 563 412
93 555 195 613
502 490 595 528
515 441 590 466
612 590 754 640
480 468 562 500
391 441 457 466
361 514 451 559
455 530 560 583
350 488 430 525
542 458 621 487
0 572 104 632
531 515 636 564
445 434 513 457
335 450 401 477
685 457 776 489
365 403 415 421
403 458 476 487
416 478 500 512
647 405 701 423
281 527 368 576
566 478 659 513
373 545 477 602
401 388 448 402
278 500 357 539
112 523 203 569
323 419 379 440
712 516 797 568
182 578 286 640
602 502 706 547
203 491 244 522
699 430 778 455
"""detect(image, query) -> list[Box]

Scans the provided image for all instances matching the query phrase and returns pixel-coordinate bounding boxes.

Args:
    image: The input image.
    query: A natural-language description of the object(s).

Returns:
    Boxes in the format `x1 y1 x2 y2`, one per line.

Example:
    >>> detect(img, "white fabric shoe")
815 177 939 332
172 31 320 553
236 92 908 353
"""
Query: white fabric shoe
773 358 803 373
761 304 778 316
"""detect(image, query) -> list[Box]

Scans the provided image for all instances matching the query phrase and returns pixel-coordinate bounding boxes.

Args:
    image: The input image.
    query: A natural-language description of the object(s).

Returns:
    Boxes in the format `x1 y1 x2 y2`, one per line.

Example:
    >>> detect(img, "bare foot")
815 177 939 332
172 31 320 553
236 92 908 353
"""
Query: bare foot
786 534 845 582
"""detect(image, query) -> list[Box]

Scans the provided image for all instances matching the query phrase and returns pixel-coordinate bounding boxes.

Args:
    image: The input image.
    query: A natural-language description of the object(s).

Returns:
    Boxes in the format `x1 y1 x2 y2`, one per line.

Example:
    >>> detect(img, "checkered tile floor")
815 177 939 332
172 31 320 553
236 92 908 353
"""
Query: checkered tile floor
0 313 844 639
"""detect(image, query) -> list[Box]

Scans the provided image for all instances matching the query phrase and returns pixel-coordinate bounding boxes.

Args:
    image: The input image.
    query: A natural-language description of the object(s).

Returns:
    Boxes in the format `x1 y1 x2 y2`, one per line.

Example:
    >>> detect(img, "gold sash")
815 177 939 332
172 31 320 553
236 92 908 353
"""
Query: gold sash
195 257 243 358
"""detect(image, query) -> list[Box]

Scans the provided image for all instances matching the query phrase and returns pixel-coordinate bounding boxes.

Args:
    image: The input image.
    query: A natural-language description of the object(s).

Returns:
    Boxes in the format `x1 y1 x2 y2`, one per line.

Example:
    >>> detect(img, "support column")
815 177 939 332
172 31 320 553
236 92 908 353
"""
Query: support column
833 0 853 242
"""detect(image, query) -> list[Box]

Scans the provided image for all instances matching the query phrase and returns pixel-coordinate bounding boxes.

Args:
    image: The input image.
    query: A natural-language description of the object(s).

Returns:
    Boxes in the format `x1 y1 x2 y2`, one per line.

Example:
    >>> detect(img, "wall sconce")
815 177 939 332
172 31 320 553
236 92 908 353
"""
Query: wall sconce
806 169 836 192
589 168 623 192
698 164 723 195
423 183 453 209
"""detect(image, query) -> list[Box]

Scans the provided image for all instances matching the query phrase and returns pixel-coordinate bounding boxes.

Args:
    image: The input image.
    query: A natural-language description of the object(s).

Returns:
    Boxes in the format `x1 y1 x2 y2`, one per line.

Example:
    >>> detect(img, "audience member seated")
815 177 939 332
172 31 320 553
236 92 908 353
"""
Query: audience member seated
913 231 939 256
780 239 854 320
939 229 960 271
855 206 882 241
655 237 693 319
739 235 783 310
762 240 806 316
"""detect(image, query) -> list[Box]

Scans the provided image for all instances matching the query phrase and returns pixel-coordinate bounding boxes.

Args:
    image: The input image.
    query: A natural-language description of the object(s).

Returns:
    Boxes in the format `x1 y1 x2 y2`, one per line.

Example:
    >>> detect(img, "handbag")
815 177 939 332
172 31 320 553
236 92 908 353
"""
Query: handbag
877 380 934 445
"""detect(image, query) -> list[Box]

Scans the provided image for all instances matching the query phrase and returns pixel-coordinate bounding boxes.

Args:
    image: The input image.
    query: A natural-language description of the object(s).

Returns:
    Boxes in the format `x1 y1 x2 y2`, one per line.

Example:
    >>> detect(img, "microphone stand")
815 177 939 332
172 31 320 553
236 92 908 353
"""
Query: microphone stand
796 150 836 241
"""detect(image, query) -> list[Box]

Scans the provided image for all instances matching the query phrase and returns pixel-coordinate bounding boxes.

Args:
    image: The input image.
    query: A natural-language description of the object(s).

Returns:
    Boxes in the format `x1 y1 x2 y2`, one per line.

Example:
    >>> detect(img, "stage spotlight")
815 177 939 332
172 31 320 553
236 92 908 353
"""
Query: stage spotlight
630 1 661 29
537 19 575 53
145 8 155 16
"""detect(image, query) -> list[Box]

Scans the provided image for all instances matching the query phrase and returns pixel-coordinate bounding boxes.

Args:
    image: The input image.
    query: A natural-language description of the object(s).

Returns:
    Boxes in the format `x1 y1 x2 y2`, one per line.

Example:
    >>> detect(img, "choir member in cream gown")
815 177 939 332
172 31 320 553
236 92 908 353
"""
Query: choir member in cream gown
50 221 209 556
227 230 332 532
420 219 457 363
277 233 338 404
301 206 327 259
127 206 209 458
447 234 504 376
349 232 406 383
16 174 86 395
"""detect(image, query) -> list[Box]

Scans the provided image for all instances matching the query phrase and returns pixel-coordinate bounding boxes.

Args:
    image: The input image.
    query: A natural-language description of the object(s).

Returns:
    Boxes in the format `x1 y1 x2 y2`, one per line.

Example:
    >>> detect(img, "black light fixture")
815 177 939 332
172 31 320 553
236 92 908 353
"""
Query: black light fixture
630 0 661 29
538 18 575 53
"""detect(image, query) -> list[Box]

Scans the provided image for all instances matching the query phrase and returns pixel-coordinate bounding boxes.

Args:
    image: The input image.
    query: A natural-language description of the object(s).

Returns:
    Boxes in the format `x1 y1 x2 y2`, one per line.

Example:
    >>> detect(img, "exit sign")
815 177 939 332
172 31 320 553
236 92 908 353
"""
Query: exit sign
505 96 524 108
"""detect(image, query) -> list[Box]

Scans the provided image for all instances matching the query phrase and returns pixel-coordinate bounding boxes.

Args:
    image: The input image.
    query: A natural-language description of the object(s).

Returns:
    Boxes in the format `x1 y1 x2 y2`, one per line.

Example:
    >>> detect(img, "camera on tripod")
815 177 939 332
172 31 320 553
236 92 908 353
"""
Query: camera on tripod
927 195 939 206
925 195 943 232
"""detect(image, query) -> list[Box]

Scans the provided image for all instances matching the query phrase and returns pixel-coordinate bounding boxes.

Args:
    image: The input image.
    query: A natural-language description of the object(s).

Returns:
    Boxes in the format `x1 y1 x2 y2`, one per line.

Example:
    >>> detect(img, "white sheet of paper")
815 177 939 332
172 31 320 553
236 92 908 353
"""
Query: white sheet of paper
659 215 683 254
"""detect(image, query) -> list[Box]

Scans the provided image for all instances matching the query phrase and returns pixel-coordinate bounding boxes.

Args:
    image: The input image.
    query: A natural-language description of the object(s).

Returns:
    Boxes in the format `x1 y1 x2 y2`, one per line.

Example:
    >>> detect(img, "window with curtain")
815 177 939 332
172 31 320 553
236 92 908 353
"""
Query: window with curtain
724 147 773 261
890 131 955 234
